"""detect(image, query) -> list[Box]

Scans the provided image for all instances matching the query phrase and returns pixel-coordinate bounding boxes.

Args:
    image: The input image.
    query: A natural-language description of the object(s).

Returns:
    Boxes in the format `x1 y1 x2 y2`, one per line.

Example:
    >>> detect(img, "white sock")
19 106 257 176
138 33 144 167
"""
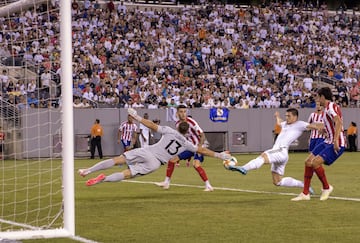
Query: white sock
205 180 211 188
164 177 171 184
242 157 265 171
104 172 125 182
278 177 304 188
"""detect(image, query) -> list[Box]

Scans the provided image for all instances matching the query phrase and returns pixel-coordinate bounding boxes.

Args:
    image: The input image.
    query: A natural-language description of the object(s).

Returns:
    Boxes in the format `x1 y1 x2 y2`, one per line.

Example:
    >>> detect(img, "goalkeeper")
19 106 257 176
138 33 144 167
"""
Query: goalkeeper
79 108 231 186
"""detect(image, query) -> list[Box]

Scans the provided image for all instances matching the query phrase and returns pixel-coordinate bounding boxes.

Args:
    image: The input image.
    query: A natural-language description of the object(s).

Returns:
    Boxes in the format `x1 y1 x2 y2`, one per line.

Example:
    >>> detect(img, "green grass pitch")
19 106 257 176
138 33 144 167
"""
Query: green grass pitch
11 152 360 242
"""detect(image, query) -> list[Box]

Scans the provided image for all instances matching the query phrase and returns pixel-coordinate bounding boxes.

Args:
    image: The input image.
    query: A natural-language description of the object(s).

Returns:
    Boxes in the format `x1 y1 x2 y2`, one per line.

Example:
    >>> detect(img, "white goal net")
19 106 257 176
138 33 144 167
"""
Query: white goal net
0 0 74 240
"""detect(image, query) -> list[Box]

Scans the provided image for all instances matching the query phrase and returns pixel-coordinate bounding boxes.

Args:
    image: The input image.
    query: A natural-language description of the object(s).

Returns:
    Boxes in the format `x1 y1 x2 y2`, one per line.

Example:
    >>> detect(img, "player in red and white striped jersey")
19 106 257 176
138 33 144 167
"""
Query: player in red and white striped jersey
307 101 325 152
175 117 202 146
292 87 346 201
155 105 214 191
117 115 138 151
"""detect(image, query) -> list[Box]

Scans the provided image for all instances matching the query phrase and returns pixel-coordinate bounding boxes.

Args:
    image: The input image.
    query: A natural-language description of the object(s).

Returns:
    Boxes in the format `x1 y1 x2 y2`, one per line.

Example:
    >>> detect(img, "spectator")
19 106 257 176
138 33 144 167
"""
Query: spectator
90 119 103 159
347 122 357 152
27 93 39 108
349 83 359 108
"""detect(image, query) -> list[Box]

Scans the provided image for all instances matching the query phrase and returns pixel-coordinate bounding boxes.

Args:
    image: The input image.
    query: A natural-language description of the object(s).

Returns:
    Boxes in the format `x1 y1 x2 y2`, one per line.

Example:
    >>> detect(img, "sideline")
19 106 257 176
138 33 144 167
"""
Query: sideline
123 180 360 202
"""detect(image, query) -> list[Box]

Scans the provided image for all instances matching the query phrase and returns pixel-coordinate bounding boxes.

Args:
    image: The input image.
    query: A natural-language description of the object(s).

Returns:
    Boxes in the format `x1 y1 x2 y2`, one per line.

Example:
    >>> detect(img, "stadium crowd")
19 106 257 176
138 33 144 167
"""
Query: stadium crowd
1 0 360 110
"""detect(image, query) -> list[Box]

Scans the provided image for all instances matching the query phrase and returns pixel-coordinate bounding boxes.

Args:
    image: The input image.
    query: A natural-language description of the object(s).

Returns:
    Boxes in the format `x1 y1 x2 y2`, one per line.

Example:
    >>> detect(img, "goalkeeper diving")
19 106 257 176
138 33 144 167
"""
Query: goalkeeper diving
79 108 231 186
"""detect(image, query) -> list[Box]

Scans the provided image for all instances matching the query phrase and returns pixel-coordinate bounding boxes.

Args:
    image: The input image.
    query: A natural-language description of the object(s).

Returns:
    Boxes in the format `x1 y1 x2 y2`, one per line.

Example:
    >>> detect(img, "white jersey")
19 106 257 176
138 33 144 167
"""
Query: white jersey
145 126 197 164
139 123 150 147
273 121 309 149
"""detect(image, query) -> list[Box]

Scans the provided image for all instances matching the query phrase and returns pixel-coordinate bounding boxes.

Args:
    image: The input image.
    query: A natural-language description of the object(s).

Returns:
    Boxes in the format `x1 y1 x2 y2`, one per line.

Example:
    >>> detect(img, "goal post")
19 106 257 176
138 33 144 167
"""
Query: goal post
0 0 75 240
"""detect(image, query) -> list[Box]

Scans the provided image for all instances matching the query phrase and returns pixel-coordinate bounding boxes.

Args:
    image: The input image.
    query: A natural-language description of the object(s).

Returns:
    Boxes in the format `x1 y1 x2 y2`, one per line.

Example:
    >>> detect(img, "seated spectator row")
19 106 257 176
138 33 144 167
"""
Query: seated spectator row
1 0 359 111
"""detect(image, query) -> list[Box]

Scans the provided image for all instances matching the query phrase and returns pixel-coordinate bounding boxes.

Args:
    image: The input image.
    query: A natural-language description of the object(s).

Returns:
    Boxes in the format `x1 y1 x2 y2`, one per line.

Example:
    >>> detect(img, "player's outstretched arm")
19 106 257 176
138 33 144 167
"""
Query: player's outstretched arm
307 122 324 131
128 108 159 131
274 111 283 125
196 146 231 160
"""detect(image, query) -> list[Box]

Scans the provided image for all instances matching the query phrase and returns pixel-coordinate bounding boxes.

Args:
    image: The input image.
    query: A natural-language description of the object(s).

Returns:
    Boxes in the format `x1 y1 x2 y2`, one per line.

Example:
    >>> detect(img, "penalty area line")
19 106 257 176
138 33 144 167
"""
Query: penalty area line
123 180 360 202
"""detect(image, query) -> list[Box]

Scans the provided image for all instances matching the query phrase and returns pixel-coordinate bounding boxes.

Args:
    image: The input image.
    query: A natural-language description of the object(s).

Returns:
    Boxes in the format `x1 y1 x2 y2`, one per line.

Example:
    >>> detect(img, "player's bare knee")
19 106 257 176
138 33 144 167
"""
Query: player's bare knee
311 157 323 168
260 153 269 164
273 178 282 186
272 173 281 186
169 156 179 163
113 156 125 165
305 158 312 167
123 170 132 179
193 160 201 168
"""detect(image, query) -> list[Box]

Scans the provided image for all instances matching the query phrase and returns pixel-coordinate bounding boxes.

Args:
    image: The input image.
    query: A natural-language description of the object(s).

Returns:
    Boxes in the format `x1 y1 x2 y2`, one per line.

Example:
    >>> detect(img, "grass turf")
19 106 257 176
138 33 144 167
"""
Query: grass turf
3 152 360 243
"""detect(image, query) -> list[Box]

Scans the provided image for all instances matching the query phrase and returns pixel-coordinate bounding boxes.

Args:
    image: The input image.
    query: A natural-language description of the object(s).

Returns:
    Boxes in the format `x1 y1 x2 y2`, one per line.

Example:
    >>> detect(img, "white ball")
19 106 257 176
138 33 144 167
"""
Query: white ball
223 156 238 169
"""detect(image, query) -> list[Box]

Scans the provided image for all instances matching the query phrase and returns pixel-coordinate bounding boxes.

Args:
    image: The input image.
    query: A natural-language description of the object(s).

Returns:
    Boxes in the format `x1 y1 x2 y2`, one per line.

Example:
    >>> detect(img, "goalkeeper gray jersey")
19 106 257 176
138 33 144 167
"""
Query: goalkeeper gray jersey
145 125 197 164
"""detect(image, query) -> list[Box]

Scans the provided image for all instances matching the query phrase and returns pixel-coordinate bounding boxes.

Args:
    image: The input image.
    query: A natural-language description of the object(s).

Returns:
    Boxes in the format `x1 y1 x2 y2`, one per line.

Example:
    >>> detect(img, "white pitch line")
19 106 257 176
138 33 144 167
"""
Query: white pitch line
70 235 101 243
122 180 360 202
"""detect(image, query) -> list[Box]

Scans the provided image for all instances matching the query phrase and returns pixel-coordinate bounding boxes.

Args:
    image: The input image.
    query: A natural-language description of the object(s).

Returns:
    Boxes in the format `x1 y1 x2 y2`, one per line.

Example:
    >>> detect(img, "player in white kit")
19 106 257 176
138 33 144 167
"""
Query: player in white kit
227 108 323 191
78 108 231 186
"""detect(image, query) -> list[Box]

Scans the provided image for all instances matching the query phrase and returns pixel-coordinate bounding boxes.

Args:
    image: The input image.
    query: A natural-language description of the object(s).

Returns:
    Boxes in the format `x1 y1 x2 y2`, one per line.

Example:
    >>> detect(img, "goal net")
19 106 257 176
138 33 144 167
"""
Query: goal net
0 0 74 240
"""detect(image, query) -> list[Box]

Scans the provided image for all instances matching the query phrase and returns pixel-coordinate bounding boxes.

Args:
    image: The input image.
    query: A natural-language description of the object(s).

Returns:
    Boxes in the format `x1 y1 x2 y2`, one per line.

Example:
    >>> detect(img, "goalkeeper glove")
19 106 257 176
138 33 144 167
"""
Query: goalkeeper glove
128 108 142 121
215 151 231 160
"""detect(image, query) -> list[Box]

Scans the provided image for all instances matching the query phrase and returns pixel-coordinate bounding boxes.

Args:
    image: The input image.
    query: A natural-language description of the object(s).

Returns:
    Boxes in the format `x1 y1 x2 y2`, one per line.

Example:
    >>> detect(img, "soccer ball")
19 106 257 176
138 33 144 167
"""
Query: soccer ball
223 156 238 170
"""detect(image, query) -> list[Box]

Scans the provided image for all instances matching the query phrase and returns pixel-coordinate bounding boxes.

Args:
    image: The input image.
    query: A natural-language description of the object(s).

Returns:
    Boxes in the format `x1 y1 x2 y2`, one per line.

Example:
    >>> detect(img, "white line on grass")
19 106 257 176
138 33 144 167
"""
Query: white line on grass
123 180 360 202
70 235 101 243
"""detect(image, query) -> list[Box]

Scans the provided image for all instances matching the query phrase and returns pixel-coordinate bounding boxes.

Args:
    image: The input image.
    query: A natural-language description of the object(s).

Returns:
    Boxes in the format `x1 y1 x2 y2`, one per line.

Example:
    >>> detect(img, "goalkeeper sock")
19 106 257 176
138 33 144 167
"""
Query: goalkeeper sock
88 159 115 174
104 172 125 182
278 177 304 188
242 156 265 171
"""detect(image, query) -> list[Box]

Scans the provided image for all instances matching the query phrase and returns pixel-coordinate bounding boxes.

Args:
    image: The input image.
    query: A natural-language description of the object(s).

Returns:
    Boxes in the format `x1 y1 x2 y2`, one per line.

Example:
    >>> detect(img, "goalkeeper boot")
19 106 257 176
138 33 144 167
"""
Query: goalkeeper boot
86 173 106 186
228 165 247 175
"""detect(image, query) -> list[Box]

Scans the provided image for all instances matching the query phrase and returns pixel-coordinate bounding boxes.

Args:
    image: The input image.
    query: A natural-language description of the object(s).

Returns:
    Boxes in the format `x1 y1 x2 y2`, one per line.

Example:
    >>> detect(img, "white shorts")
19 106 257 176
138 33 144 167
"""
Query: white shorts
124 148 161 177
263 147 289 176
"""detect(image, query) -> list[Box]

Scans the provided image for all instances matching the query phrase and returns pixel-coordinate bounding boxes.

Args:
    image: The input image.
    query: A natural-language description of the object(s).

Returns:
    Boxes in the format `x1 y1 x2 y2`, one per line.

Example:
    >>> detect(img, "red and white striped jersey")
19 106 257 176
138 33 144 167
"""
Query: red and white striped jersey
308 111 325 139
119 121 138 141
323 102 346 146
176 117 203 146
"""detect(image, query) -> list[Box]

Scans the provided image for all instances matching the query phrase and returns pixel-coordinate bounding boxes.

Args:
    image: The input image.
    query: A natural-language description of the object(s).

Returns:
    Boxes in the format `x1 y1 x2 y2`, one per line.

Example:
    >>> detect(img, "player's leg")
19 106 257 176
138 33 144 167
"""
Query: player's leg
78 155 126 177
90 138 95 159
155 151 192 189
272 165 304 188
302 153 316 195
192 154 213 191
83 155 127 186
97 137 103 159
87 150 161 186
122 139 131 152
228 149 274 174
312 144 345 200
291 149 321 201
154 155 179 189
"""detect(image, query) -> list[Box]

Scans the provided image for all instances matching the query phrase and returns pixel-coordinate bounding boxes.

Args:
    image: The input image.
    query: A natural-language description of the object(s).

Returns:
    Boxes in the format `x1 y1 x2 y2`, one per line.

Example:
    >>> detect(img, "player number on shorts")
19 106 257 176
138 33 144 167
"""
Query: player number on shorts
165 139 182 156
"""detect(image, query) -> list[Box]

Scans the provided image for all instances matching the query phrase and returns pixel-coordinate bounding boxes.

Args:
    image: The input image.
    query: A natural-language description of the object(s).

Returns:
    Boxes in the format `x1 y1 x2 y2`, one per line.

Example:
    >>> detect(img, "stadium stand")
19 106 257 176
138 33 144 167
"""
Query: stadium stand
0 0 360 116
